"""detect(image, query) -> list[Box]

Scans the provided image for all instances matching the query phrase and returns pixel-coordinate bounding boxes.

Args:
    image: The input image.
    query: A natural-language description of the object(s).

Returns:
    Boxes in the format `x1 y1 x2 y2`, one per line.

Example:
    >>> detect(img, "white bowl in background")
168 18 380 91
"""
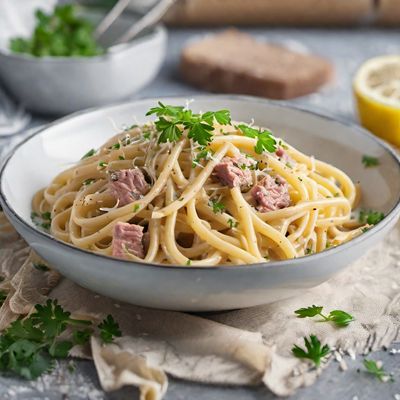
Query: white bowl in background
0 10 167 115
1 95 400 311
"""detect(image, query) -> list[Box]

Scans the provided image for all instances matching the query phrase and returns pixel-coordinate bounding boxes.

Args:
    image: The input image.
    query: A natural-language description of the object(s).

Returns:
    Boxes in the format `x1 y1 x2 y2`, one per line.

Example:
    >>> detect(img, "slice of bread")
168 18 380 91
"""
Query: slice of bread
376 0 400 25
180 30 333 99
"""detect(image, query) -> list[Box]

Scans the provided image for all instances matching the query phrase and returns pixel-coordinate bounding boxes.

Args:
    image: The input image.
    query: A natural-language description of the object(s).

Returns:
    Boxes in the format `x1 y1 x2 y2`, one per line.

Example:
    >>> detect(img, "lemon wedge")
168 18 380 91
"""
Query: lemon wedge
353 55 400 146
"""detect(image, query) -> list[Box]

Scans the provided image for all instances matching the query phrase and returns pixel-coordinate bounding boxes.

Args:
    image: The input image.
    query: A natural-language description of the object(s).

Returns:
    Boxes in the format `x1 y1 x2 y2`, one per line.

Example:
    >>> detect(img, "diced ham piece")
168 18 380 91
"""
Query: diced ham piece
112 222 145 259
275 147 295 166
213 156 255 188
109 168 149 207
251 174 290 212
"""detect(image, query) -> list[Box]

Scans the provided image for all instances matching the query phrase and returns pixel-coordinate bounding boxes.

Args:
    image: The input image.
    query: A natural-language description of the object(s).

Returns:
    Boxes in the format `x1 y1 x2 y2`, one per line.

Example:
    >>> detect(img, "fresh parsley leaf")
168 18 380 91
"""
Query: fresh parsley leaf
9 5 103 58
72 329 92 346
81 148 96 159
98 315 121 344
185 121 214 146
237 124 276 154
146 103 231 145
155 117 183 143
146 102 184 117
292 335 331 367
186 259 192 266
6 340 52 379
359 210 384 225
202 110 231 125
133 204 140 212
209 200 225 214
295 305 323 318
48 340 73 358
363 359 393 382
327 310 354 327
294 305 354 327
362 155 379 168
30 299 73 339
0 300 94 380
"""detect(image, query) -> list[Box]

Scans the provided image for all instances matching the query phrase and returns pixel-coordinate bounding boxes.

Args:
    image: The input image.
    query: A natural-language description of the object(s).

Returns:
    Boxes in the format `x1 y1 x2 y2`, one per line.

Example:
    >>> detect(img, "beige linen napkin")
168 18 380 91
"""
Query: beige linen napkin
0 211 399 399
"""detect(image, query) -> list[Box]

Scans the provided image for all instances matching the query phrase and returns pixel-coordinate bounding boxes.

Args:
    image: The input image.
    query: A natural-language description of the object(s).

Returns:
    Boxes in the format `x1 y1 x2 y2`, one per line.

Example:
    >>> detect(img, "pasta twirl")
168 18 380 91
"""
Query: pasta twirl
32 104 367 266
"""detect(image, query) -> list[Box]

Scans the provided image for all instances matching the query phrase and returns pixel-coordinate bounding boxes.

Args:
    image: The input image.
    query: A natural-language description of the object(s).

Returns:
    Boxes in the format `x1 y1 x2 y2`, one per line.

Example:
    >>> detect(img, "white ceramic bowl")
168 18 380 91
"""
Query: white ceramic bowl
0 10 167 115
1 96 400 311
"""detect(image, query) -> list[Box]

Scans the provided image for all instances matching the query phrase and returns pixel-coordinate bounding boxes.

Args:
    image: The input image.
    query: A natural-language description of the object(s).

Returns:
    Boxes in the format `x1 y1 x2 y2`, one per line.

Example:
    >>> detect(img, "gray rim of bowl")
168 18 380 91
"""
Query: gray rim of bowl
0 25 166 63
1 94 400 271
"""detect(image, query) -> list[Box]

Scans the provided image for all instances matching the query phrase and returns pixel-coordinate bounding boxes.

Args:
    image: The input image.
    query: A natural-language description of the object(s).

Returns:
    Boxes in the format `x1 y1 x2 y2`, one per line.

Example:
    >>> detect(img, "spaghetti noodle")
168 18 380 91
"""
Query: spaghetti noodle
32 103 367 266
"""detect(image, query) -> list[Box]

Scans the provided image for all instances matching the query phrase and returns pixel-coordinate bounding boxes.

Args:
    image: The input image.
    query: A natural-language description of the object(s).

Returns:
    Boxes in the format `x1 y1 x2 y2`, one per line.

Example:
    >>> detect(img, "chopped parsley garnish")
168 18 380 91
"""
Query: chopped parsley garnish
295 305 354 327
41 212 51 221
83 178 95 186
209 200 225 214
227 219 238 229
118 156 125 160
237 124 276 154
133 204 140 212
362 359 394 382
146 102 231 145
111 143 121 150
81 148 96 160
362 155 380 168
143 132 151 140
31 212 52 231
192 149 214 168
359 210 384 225
98 161 108 169
98 315 122 344
305 248 313 255
186 259 192 266
292 335 331 367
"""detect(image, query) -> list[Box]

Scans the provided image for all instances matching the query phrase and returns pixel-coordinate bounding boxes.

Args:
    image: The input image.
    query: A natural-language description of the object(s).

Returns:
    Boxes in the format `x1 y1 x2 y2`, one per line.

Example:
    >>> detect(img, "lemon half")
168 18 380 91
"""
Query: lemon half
353 55 400 146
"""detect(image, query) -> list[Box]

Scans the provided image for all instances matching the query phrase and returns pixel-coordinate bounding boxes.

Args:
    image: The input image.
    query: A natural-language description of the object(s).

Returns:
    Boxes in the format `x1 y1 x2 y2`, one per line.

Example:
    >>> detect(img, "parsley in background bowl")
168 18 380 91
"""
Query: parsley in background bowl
9 5 104 58
0 5 167 115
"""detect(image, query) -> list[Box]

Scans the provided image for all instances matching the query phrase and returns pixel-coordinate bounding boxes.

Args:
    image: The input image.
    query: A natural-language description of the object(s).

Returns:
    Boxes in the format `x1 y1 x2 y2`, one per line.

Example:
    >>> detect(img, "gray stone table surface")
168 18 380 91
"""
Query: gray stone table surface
1 27 400 399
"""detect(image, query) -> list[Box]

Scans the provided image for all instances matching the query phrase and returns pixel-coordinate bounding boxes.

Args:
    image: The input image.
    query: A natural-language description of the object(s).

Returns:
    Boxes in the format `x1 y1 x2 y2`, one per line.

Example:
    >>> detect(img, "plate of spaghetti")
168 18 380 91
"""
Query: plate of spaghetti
1 96 400 310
